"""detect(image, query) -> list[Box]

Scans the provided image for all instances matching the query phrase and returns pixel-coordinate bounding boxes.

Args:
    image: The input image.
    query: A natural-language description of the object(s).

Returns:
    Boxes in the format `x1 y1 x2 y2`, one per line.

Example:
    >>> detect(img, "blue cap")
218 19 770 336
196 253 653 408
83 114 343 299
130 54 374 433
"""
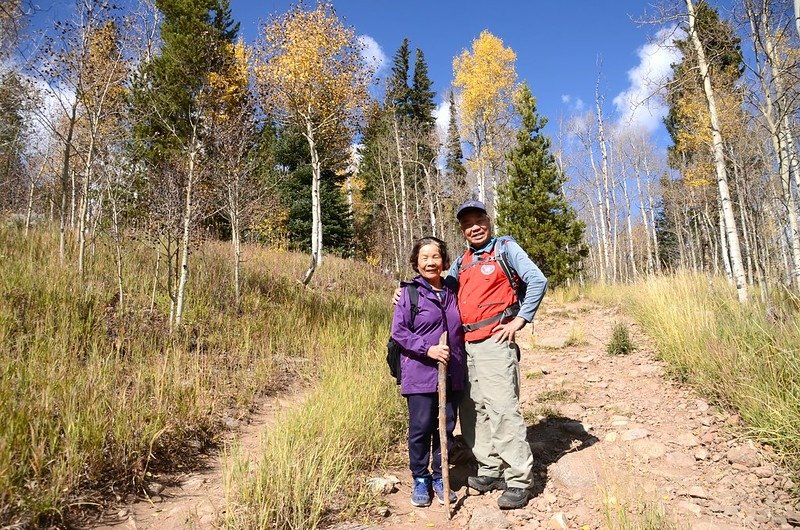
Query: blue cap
456 199 487 220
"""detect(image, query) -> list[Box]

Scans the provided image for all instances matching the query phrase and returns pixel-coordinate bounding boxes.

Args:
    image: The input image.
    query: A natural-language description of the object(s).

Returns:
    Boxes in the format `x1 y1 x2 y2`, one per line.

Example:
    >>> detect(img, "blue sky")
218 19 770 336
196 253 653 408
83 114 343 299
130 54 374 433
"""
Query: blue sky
233 0 685 140
27 0 710 141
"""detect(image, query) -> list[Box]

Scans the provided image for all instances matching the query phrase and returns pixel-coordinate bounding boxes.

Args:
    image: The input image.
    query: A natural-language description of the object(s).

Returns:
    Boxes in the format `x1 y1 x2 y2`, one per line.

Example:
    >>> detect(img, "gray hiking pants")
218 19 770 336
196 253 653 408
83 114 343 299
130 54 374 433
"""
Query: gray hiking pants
460 338 533 489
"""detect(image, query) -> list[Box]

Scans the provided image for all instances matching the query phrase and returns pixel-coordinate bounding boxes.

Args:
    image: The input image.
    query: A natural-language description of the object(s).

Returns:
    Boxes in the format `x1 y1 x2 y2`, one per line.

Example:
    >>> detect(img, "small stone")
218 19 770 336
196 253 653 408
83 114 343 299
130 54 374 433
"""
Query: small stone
548 512 569 529
725 414 741 426
665 451 696 468
145 482 165 496
695 399 710 412
540 366 550 375
577 355 594 363
687 485 710 499
621 428 649 441
694 448 709 461
676 501 703 516
469 506 511 529
723 505 739 517
222 416 239 429
604 432 618 443
366 477 396 495
786 509 800 526
586 374 602 383
633 439 667 460
117 509 129 519
373 506 390 517
560 421 587 435
543 491 557 504
753 465 774 478
676 432 700 447
611 420 629 427
727 446 760 468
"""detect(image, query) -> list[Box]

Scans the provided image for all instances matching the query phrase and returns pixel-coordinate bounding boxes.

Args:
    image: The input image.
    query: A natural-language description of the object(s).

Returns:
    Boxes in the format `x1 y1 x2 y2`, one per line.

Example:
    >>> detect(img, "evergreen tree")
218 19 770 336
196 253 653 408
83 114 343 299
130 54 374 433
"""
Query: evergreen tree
409 48 435 130
274 128 353 256
0 71 28 212
386 38 411 116
445 90 467 194
496 83 588 287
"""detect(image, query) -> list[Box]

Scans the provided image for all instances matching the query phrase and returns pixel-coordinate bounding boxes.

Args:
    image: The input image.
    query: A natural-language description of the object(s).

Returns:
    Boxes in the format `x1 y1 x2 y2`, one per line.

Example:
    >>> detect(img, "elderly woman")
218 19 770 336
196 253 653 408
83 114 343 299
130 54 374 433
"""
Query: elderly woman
390 236 465 507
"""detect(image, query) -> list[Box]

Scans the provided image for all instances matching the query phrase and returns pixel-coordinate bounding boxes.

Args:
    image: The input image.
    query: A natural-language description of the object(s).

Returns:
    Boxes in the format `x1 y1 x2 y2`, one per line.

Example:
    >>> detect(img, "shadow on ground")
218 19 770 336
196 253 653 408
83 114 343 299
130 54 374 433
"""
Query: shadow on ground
448 416 598 499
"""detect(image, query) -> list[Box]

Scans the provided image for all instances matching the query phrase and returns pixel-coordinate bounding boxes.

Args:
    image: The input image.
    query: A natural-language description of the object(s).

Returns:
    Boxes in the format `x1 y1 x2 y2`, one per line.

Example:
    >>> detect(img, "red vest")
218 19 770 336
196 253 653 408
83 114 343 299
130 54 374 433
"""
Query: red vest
458 245 517 342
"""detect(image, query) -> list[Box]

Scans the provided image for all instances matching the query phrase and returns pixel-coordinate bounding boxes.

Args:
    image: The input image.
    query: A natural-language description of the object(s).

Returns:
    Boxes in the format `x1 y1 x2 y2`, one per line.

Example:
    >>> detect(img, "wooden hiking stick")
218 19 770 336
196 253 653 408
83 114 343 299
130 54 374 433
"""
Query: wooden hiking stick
437 331 452 519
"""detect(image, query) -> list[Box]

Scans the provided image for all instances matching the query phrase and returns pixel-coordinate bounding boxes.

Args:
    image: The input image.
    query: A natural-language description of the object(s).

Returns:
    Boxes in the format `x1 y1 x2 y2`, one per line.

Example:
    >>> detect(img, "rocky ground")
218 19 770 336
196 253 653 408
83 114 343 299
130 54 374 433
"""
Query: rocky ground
355 297 800 530
90 297 800 529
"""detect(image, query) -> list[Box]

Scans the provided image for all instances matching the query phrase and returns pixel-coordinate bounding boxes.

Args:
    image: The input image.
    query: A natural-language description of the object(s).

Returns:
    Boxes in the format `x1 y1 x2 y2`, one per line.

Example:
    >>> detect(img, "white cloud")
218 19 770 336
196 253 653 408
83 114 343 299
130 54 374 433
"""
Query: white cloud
432 98 450 144
358 34 387 77
561 94 585 112
613 25 684 132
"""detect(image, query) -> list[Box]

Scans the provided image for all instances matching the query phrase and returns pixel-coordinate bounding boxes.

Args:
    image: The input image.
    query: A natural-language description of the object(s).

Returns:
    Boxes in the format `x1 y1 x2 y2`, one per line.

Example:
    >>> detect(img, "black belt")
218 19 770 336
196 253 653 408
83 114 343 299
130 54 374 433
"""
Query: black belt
462 302 520 332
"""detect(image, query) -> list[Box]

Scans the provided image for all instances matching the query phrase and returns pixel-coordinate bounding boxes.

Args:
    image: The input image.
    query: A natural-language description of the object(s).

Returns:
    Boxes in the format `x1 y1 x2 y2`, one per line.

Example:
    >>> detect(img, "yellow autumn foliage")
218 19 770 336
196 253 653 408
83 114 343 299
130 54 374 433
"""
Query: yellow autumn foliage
206 40 250 122
254 2 369 138
453 30 517 127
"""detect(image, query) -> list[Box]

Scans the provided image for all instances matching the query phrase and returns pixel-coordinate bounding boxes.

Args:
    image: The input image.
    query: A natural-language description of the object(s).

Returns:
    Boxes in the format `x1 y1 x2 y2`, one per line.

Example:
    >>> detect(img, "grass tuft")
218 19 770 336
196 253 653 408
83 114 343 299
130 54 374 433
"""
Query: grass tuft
607 322 635 356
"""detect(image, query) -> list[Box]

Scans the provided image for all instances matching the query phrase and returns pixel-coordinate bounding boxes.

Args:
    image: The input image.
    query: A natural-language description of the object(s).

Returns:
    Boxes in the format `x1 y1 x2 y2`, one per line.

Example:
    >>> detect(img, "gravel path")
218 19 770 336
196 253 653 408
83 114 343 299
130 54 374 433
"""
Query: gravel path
358 298 799 530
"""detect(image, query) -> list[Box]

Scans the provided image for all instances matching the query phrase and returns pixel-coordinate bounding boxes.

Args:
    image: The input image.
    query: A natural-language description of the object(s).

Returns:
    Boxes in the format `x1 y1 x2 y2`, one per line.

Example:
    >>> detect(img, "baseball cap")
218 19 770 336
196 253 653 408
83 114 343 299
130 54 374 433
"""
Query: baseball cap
456 200 487 220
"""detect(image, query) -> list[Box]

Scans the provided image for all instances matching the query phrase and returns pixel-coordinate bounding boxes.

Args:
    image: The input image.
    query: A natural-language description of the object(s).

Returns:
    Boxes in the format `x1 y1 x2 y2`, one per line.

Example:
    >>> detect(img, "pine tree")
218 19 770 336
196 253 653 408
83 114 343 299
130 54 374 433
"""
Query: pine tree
386 38 411 116
496 83 588 287
445 90 467 194
274 127 353 256
409 48 435 130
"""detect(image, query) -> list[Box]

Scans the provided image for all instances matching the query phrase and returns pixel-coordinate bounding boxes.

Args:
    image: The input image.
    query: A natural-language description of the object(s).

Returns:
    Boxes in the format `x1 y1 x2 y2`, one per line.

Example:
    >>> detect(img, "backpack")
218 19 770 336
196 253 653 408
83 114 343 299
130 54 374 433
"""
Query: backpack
457 236 523 333
386 283 419 385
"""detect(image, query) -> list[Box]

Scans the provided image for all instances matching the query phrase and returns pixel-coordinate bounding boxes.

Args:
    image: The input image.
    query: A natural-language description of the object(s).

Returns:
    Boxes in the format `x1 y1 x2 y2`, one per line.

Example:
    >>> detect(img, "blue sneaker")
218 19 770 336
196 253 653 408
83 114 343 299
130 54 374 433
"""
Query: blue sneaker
432 478 458 504
410 477 432 507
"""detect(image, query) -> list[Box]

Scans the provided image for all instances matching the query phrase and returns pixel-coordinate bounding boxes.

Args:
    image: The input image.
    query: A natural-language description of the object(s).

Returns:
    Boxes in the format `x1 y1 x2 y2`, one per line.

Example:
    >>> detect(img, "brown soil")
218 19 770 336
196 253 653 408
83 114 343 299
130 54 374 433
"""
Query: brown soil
86 297 800 530
354 297 799 530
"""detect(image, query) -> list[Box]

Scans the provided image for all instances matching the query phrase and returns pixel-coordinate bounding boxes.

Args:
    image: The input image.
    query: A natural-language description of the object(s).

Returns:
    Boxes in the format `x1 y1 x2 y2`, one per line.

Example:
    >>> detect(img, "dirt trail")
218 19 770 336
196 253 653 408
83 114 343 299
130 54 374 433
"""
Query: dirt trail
90 297 799 530
91 390 305 530
356 297 800 530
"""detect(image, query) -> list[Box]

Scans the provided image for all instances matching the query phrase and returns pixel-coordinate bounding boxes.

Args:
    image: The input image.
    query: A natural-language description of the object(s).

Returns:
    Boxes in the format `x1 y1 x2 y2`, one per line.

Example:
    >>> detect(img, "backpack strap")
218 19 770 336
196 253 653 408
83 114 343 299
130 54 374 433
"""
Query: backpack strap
400 282 420 329
495 237 521 292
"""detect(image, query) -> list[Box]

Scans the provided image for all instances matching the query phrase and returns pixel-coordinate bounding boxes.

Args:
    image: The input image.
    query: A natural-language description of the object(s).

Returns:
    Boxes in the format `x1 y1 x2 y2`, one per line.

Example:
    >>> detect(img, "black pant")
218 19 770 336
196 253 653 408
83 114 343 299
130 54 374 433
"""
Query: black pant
406 391 461 480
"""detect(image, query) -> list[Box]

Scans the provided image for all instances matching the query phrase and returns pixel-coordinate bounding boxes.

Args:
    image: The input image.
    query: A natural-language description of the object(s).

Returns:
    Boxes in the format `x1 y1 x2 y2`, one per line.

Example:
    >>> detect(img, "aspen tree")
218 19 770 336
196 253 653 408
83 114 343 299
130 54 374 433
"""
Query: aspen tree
255 2 369 285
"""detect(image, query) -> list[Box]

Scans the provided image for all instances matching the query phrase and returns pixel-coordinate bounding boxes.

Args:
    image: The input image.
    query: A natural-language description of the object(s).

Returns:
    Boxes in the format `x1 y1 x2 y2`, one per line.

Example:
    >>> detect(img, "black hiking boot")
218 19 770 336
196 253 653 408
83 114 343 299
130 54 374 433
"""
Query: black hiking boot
467 475 506 493
497 487 530 509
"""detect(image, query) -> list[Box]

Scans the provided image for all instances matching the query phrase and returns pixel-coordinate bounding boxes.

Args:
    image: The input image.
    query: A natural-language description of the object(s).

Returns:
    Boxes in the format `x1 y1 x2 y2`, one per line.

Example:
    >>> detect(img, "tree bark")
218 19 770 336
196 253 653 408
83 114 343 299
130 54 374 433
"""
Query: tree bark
686 0 748 302
173 133 198 329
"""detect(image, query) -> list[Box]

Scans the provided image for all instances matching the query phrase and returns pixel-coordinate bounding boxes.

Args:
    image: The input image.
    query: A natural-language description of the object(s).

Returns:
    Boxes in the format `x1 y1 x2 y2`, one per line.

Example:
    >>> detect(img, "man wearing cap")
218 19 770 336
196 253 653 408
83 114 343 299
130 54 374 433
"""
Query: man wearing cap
448 199 547 510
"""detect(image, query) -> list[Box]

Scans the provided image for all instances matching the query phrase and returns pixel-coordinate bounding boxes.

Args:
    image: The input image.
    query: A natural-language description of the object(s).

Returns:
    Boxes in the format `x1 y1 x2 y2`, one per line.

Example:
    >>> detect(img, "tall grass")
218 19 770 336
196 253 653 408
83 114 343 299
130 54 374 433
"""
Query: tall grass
0 226 402 527
587 273 800 476
223 292 405 529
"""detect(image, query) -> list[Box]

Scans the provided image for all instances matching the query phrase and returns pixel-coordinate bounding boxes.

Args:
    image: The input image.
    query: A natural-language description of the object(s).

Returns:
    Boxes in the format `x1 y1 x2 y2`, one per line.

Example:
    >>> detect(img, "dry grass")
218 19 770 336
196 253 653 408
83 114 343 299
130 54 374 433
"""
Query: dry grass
0 226 402 528
587 273 800 477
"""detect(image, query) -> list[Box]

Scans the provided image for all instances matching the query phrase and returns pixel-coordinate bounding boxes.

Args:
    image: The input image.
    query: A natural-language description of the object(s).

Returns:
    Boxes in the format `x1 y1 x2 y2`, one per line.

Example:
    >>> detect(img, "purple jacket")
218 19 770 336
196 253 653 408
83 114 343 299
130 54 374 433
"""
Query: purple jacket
390 276 466 395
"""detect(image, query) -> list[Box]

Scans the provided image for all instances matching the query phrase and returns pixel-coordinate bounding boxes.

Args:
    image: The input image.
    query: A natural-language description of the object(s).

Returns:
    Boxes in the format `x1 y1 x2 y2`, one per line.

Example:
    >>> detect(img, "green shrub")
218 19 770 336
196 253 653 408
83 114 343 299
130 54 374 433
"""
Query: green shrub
607 322 635 356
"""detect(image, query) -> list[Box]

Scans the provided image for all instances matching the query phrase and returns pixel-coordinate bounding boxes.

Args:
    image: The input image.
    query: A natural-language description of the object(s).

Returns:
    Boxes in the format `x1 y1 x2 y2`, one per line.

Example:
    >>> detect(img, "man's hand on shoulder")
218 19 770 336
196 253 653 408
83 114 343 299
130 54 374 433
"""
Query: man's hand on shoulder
392 287 402 305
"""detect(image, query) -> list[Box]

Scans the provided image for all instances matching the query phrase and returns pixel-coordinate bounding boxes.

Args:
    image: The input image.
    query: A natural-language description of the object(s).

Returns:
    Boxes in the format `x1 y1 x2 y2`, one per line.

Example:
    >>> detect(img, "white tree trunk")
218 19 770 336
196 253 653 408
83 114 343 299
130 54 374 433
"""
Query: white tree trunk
173 134 198 329
622 176 637 280
634 161 654 275
302 119 323 285
686 0 748 303
78 133 96 278
393 115 409 248
595 88 615 282
718 201 733 282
